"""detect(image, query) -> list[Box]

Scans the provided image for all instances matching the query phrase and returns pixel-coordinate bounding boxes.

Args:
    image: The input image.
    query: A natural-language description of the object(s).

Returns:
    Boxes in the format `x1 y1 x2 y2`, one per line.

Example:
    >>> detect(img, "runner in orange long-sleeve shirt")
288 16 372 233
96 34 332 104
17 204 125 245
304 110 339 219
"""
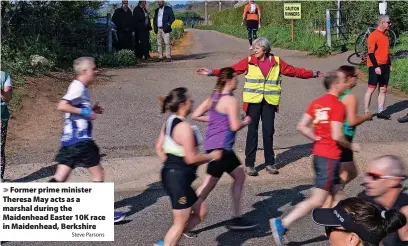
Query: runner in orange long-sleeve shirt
363 15 392 120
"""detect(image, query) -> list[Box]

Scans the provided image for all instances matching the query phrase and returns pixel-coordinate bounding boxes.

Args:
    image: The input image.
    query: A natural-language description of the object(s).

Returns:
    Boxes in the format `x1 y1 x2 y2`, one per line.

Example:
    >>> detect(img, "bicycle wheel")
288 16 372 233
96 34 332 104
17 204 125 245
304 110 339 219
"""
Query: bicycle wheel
388 30 397 48
355 32 368 55
347 52 367 66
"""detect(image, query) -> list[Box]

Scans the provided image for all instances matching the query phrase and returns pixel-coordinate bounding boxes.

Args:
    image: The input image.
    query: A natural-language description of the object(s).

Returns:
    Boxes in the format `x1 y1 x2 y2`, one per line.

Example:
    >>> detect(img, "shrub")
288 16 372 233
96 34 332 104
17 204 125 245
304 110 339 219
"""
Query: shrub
95 49 137 67
115 49 137 66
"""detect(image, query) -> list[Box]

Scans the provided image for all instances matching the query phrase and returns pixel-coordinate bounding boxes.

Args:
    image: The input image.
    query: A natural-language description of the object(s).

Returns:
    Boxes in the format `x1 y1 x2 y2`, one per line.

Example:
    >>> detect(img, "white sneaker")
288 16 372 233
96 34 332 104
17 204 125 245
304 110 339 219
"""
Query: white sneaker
249 46 253 50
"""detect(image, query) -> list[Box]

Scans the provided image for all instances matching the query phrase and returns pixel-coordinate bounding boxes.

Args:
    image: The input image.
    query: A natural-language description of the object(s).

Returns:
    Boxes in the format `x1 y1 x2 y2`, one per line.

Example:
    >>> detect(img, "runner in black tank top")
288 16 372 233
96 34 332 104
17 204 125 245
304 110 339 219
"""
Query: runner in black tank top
362 155 408 245
154 87 222 246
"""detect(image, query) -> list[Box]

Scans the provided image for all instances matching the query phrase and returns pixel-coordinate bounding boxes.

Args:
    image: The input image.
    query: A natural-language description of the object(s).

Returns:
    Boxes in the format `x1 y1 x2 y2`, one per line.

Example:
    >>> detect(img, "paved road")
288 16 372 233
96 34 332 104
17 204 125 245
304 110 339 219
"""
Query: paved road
3 29 408 246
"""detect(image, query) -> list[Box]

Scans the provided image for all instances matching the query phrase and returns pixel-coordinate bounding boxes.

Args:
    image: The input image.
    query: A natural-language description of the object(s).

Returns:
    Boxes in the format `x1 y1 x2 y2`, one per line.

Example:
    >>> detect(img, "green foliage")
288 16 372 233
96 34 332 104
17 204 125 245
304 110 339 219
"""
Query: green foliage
390 58 408 93
343 1 408 37
210 1 408 37
96 49 137 67
149 28 184 52
115 49 137 66
389 32 408 93
175 11 203 23
211 1 333 28
197 24 326 54
206 1 408 58
184 1 236 18
1 37 58 76
1 1 106 75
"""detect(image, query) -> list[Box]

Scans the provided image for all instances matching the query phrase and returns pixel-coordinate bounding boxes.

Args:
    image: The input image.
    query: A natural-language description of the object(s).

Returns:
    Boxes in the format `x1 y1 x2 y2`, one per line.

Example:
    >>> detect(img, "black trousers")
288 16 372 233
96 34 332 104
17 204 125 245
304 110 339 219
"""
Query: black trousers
117 30 133 50
245 100 276 167
246 20 258 45
135 29 150 59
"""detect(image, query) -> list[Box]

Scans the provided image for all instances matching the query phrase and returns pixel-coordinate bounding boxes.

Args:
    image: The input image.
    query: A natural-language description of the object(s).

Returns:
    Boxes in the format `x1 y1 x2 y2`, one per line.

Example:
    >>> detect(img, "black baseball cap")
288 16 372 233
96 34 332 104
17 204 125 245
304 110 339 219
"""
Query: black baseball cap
312 200 383 245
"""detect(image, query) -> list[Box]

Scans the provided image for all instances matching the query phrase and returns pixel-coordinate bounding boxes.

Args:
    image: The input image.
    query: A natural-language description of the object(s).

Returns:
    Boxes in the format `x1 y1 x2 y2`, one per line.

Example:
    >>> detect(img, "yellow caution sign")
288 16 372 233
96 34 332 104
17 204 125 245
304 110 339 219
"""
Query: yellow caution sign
284 3 301 20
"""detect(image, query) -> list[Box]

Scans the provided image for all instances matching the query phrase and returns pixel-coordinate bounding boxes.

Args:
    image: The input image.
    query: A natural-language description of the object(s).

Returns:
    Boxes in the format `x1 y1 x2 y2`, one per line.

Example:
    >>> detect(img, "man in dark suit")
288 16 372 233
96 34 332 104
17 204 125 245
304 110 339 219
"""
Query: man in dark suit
153 1 175 62
133 1 152 60
112 0 133 50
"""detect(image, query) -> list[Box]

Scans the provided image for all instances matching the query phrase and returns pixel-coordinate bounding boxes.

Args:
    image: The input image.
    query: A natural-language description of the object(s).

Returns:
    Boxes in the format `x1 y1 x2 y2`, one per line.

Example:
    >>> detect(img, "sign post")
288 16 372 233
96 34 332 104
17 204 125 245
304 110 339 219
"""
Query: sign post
284 3 301 42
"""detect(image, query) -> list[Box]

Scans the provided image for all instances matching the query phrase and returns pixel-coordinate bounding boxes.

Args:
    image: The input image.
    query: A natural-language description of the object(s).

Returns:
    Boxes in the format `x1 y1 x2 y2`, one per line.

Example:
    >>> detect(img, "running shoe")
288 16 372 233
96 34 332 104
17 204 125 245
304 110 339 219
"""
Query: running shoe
154 240 164 246
377 111 391 120
114 211 125 223
398 114 408 123
270 218 287 246
266 165 279 174
226 217 258 230
183 231 198 238
245 167 258 176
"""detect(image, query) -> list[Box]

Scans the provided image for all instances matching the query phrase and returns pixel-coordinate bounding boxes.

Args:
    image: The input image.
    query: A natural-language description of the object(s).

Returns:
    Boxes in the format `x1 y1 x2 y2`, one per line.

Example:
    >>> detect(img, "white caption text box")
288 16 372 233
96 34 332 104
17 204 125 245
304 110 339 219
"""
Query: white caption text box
0 183 114 241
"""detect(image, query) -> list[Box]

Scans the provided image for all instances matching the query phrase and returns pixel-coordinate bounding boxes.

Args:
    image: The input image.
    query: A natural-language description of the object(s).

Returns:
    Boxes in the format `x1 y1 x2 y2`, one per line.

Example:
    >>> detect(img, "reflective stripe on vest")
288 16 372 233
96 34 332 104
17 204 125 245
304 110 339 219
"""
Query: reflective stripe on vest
243 56 281 105
243 88 281 95
245 78 280 85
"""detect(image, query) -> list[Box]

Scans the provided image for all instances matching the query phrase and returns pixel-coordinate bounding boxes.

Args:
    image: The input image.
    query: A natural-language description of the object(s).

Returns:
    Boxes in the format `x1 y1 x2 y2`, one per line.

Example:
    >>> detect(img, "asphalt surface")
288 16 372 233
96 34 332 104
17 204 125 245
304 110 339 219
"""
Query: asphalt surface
3 29 408 246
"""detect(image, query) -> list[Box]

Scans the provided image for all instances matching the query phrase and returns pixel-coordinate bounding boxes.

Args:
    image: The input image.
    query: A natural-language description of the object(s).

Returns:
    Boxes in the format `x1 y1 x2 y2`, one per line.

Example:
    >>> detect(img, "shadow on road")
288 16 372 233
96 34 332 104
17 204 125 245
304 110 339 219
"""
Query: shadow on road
11 164 56 182
256 143 313 172
193 184 315 245
10 152 107 183
114 181 166 218
383 100 408 116
288 235 327 246
171 52 215 61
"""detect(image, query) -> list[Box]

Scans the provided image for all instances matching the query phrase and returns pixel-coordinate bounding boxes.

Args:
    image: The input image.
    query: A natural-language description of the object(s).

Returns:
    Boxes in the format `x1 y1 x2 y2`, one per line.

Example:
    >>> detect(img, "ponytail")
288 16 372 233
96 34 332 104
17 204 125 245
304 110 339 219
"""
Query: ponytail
342 197 407 244
158 96 170 114
382 209 407 234
215 67 235 93
159 87 188 114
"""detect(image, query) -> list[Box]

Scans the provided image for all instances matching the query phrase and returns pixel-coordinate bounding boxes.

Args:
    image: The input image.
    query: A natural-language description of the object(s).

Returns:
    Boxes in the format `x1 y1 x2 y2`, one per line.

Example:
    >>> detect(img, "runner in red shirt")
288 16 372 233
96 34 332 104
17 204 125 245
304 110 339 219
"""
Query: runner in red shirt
270 70 361 245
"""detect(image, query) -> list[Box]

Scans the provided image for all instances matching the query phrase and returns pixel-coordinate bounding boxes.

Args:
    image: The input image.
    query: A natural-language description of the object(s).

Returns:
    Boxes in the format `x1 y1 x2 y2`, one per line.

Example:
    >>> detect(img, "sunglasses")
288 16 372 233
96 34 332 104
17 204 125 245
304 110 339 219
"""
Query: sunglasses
365 172 400 180
325 226 350 237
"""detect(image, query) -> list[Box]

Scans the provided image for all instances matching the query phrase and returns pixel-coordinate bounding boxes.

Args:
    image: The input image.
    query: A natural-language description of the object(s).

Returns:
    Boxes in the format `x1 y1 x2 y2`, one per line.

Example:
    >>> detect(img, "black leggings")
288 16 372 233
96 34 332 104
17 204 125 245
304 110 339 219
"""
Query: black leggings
246 20 258 45
1 120 8 180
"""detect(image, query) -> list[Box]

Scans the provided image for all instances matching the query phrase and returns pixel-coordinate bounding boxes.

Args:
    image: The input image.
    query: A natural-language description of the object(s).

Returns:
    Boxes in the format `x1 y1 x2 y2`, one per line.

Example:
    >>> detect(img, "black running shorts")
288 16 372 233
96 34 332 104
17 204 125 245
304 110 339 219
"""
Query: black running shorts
161 158 198 210
55 140 101 168
340 135 354 163
207 150 241 178
368 64 390 88
313 155 341 192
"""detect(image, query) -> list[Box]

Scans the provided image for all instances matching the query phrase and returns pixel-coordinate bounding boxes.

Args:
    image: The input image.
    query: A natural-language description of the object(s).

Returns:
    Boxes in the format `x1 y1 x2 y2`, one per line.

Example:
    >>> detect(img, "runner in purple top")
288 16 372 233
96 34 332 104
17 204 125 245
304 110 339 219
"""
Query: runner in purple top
203 92 237 151
187 67 258 236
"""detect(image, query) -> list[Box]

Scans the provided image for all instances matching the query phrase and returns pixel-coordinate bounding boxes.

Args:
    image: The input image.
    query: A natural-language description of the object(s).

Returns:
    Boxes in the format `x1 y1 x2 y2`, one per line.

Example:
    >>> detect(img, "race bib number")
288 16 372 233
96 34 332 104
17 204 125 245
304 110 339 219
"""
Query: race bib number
313 107 330 124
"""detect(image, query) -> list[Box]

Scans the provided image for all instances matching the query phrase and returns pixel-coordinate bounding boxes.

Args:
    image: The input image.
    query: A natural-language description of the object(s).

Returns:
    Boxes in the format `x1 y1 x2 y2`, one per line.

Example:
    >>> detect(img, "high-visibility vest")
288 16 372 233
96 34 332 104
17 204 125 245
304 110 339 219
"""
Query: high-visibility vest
243 56 282 105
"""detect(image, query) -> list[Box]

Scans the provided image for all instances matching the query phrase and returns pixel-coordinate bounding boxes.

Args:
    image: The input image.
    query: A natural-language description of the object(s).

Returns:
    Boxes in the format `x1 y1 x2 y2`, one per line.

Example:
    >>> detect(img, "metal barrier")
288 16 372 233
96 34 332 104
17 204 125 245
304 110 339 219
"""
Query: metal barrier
325 7 348 49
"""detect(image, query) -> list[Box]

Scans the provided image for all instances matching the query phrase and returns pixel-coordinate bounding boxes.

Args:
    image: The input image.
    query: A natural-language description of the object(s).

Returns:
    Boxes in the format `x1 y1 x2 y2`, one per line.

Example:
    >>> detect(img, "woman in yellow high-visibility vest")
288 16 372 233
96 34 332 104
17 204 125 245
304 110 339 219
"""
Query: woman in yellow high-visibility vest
197 37 323 176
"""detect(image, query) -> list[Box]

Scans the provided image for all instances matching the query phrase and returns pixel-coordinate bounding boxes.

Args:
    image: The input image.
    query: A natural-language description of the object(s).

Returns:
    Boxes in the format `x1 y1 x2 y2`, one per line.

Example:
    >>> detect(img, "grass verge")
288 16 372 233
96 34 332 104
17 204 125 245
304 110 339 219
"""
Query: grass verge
389 33 408 93
197 24 329 56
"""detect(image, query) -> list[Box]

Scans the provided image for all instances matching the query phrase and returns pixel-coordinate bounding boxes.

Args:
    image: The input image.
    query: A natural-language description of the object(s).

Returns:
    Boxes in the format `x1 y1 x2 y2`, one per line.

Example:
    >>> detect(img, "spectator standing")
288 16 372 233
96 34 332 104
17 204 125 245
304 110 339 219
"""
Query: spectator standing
112 0 133 50
133 1 152 60
153 1 175 62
